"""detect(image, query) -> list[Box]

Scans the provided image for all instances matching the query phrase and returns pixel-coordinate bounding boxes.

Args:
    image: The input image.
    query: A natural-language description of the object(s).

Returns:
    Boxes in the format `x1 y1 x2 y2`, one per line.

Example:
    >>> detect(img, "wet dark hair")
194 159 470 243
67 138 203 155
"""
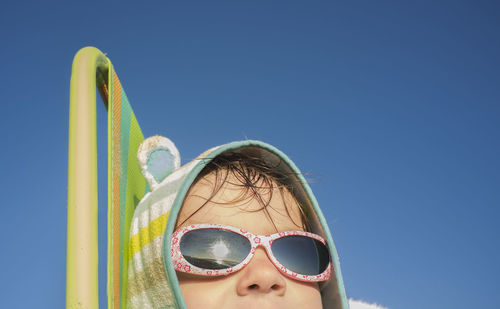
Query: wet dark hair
176 152 312 232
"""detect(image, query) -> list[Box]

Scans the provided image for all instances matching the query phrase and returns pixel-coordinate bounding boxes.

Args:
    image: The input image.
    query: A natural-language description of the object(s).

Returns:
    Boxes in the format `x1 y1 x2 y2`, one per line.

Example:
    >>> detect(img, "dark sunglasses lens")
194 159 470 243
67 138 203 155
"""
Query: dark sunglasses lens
271 235 330 276
180 229 251 270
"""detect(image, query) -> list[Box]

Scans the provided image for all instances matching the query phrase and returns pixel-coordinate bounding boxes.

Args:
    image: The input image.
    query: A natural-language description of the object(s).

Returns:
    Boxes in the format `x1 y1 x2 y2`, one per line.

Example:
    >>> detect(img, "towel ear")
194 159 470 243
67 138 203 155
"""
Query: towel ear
137 135 180 191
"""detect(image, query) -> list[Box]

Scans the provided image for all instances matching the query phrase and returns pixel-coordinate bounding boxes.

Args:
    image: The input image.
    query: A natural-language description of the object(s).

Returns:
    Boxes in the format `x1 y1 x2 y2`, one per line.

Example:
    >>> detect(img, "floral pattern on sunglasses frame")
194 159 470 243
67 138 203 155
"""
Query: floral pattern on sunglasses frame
170 223 332 282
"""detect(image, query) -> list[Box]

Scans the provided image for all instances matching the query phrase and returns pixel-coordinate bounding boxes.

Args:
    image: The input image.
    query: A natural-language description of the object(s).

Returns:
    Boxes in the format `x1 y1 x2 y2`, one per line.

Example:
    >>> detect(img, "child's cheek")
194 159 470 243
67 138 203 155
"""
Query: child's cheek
178 275 235 309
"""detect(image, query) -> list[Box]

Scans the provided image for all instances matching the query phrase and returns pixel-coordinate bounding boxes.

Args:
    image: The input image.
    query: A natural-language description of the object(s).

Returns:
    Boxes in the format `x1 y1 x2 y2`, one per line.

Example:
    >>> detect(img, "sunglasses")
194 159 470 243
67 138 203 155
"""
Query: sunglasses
170 224 332 282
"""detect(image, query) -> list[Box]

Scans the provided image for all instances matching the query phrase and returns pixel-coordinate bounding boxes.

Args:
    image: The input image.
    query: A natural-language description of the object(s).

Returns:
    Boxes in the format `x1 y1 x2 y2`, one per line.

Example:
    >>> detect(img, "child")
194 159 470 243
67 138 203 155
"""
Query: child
127 136 348 308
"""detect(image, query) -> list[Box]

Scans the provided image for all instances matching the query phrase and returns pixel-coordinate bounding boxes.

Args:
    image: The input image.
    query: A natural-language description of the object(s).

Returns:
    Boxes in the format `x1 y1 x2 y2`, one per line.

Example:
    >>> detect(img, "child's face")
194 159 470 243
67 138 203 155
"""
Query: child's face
175 172 323 309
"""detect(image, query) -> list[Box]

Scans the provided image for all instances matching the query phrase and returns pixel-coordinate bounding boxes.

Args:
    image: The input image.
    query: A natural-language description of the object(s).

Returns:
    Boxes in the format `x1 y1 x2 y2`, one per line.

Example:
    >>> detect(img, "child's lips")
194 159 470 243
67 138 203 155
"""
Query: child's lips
229 298 289 309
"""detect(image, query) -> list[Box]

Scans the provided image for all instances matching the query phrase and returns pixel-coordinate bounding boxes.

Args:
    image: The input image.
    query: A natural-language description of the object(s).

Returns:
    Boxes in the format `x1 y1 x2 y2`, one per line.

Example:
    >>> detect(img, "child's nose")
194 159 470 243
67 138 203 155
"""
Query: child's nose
236 247 286 296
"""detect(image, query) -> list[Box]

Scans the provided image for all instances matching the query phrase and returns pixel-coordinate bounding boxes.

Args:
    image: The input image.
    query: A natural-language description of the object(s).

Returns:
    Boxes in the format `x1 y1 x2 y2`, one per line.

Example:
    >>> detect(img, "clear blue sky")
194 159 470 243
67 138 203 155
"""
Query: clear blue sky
1 1 499 308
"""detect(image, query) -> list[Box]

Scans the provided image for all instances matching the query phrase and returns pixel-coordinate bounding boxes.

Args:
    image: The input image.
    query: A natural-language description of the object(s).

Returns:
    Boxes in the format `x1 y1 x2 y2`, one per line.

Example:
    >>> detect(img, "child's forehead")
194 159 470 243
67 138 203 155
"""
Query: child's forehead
176 173 304 234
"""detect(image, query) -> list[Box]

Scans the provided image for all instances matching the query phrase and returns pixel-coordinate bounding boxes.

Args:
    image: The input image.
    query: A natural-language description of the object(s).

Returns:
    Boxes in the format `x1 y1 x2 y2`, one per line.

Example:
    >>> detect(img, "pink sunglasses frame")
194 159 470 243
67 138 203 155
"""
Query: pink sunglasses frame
170 223 332 282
